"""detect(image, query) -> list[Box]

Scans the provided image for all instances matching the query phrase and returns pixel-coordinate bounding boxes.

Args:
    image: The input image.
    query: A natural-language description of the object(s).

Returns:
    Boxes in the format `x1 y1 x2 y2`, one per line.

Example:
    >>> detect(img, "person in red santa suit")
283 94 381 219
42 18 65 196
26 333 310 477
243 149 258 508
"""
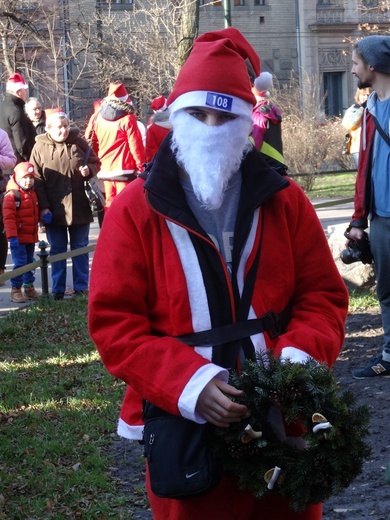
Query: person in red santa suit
145 95 173 162
89 28 348 520
89 82 145 207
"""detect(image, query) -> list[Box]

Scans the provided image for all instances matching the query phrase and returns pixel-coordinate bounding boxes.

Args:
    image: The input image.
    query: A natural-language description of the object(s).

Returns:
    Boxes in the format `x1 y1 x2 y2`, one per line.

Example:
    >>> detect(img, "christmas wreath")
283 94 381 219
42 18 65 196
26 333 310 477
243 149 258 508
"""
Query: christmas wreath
213 352 371 512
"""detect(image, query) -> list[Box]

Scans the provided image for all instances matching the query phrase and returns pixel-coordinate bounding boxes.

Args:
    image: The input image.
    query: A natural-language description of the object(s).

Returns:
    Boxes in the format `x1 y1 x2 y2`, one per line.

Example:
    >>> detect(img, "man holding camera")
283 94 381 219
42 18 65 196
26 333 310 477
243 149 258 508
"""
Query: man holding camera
347 35 390 379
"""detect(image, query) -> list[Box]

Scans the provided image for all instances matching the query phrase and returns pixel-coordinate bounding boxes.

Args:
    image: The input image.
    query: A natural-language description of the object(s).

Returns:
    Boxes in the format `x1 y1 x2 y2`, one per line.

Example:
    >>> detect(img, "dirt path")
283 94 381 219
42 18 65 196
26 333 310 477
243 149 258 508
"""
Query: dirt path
109 308 390 519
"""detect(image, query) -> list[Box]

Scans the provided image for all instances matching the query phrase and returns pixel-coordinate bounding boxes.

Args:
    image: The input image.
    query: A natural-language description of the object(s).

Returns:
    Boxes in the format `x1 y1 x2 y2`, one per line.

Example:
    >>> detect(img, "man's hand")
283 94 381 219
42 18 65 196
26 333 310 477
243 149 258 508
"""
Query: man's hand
79 165 90 177
196 377 249 428
347 227 364 243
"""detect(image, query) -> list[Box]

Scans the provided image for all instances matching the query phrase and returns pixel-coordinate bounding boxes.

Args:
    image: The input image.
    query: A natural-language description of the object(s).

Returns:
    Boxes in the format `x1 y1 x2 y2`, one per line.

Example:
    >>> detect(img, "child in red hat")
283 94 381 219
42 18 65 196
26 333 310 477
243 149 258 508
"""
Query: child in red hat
2 162 40 303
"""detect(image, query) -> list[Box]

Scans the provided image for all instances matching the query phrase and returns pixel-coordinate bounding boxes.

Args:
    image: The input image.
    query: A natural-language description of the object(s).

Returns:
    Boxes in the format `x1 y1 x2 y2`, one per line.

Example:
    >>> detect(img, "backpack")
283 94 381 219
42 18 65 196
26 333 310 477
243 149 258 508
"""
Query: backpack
0 190 21 230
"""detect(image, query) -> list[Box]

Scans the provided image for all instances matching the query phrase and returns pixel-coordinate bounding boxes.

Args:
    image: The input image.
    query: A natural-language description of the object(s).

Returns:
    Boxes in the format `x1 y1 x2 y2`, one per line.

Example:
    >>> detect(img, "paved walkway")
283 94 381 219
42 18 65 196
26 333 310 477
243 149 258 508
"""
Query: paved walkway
0 201 353 316
0 219 101 316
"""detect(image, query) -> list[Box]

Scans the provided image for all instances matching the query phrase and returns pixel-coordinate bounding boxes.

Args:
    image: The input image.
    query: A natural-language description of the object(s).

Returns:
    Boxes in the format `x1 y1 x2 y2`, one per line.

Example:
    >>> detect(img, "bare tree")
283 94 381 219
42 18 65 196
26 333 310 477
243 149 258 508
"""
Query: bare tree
0 0 199 122
72 0 200 120
272 71 353 189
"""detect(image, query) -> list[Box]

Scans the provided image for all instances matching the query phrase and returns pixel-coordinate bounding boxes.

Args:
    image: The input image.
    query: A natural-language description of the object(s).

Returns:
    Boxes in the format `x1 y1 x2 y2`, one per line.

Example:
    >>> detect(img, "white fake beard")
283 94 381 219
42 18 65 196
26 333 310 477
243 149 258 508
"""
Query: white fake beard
170 110 252 210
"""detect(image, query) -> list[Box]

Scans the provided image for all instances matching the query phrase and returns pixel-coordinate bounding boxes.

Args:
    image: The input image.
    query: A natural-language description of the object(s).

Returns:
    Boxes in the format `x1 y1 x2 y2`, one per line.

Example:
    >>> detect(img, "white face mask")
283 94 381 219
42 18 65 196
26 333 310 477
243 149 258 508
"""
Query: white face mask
170 110 252 210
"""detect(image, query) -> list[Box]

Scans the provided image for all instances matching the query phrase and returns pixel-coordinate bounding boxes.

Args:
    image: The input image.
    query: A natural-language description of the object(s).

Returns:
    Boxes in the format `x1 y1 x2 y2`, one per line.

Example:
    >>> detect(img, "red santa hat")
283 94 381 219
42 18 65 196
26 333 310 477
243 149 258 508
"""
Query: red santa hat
14 162 35 182
107 82 129 101
150 95 168 113
6 73 28 92
45 108 68 125
167 27 261 120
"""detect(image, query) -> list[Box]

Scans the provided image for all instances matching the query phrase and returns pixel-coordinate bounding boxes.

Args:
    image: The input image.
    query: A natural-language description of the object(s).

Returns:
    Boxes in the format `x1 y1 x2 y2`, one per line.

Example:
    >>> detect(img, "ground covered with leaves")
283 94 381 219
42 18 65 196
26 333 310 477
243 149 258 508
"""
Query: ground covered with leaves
1 298 389 519
111 307 390 520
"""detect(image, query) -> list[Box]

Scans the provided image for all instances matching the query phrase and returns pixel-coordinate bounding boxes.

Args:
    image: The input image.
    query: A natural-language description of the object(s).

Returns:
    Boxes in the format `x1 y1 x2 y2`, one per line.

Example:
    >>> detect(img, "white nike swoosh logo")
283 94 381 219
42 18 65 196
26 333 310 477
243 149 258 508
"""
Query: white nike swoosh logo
185 471 200 479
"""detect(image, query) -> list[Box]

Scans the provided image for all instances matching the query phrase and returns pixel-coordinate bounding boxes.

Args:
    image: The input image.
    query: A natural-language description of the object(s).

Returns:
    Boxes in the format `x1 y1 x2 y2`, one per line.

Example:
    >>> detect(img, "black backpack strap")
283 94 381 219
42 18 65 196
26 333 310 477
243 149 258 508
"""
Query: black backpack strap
372 115 390 147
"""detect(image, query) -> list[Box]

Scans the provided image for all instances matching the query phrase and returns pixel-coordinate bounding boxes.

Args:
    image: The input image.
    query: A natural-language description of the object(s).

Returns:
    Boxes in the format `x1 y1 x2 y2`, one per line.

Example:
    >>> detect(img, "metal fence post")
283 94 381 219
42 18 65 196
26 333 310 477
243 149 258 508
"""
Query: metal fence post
37 240 50 296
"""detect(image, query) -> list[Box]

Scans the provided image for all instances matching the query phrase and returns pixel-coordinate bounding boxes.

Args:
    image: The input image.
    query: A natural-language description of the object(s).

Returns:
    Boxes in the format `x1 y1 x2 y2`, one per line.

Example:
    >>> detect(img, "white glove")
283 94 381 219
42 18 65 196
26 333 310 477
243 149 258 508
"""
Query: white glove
280 347 312 364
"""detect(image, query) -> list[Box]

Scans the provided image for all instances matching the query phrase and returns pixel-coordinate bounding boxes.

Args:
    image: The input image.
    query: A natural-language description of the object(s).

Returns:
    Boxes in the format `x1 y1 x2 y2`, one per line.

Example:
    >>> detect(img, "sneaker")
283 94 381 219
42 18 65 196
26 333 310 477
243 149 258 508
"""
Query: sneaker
352 355 390 379
73 290 88 297
53 292 65 300
10 287 27 303
24 285 40 300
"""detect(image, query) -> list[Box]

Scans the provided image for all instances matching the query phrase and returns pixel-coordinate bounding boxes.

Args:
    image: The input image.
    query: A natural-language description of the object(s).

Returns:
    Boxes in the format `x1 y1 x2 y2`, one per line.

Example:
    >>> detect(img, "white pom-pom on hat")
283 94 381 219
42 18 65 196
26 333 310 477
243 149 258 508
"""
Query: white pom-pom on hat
254 71 273 93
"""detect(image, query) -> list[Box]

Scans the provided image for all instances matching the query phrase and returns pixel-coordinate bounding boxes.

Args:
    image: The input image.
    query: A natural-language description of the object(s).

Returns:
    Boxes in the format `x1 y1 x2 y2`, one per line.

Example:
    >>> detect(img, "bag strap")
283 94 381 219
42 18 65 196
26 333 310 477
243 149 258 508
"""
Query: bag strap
176 312 281 347
83 145 92 167
372 115 390 147
175 210 285 358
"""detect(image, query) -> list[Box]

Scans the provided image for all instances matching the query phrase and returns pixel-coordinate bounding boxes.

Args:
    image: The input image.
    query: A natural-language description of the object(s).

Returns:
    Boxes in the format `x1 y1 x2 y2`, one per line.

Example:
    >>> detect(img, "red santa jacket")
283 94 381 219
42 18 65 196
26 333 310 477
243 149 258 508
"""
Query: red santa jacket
89 139 348 440
145 111 172 163
91 99 145 180
3 175 39 244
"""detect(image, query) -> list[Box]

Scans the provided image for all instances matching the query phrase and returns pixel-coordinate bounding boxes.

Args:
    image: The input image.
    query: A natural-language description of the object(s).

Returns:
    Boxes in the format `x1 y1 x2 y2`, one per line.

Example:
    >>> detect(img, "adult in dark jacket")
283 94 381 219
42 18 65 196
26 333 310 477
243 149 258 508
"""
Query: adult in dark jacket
30 108 100 299
0 73 36 165
25 97 46 136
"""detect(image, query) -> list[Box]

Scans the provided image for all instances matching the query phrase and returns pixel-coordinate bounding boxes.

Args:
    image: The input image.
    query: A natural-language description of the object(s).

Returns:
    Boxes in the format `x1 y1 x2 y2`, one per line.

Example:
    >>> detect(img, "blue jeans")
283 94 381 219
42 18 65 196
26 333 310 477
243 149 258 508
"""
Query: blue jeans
370 215 390 356
10 242 35 288
45 224 90 294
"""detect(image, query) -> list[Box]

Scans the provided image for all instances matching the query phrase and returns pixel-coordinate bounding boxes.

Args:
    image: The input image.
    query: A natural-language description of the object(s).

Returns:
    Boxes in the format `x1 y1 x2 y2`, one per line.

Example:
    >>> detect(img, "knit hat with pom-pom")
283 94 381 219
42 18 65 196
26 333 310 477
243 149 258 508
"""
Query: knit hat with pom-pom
14 162 35 182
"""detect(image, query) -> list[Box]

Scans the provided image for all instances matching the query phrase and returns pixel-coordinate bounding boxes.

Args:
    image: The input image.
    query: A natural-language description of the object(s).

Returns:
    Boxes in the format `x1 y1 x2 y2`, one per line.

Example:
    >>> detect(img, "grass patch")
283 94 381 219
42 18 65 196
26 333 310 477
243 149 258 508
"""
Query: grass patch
298 172 357 199
0 297 148 519
0 285 379 518
348 289 379 312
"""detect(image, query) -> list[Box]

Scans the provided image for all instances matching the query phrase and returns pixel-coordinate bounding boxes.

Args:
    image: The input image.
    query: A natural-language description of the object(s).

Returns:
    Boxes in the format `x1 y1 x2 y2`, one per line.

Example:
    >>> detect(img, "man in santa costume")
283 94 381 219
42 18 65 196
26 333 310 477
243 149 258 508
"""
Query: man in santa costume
145 95 172 162
89 82 145 207
89 27 348 519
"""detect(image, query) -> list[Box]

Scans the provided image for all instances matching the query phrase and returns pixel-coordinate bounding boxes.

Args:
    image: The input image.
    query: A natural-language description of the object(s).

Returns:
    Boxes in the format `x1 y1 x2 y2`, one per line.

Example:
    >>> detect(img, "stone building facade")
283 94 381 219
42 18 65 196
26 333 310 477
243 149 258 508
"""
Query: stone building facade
1 0 388 125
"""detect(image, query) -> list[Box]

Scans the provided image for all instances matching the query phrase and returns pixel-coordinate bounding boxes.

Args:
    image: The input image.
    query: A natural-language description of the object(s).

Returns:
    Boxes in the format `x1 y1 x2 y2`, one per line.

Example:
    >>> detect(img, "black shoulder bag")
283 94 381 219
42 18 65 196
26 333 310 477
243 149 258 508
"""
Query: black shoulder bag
143 212 285 500
83 145 105 228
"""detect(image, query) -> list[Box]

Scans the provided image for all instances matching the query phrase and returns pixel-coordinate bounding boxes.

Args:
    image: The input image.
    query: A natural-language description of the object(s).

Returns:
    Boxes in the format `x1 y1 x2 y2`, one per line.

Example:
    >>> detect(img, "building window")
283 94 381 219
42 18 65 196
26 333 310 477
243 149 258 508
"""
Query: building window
234 0 245 5
324 72 343 117
317 0 337 4
254 0 265 5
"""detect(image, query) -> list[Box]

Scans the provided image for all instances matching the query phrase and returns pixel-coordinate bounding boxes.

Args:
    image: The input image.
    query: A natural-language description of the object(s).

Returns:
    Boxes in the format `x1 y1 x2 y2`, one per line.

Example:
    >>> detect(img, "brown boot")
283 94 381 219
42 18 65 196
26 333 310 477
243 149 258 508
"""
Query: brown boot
11 287 27 303
24 285 40 300
0 268 4 287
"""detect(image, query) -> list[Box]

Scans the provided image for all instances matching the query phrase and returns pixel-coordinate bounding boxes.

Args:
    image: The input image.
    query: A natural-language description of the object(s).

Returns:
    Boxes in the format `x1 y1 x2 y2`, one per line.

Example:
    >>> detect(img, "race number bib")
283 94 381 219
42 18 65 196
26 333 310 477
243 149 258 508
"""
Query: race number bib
205 92 233 112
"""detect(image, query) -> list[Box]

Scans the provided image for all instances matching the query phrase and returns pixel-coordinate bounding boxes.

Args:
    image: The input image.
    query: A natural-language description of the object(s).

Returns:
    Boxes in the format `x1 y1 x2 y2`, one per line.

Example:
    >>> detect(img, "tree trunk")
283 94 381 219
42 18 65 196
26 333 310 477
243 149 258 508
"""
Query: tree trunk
176 0 199 70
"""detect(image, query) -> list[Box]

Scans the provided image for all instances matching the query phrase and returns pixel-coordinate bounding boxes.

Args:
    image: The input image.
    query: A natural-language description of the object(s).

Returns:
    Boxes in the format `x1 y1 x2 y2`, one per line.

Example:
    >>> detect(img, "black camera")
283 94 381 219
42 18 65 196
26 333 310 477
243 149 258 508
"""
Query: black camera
340 231 373 265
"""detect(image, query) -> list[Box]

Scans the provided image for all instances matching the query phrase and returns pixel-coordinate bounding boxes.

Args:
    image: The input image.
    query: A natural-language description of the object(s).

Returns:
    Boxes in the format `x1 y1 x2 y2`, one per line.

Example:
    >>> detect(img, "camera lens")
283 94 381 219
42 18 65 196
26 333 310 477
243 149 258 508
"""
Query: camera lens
340 249 356 264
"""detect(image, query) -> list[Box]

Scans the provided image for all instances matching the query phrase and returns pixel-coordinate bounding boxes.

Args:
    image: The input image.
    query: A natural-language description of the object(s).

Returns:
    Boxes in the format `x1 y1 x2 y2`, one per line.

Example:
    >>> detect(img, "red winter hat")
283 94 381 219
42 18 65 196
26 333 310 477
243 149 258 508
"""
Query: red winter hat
150 95 167 112
6 73 28 92
108 82 128 101
167 27 261 119
14 162 35 182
